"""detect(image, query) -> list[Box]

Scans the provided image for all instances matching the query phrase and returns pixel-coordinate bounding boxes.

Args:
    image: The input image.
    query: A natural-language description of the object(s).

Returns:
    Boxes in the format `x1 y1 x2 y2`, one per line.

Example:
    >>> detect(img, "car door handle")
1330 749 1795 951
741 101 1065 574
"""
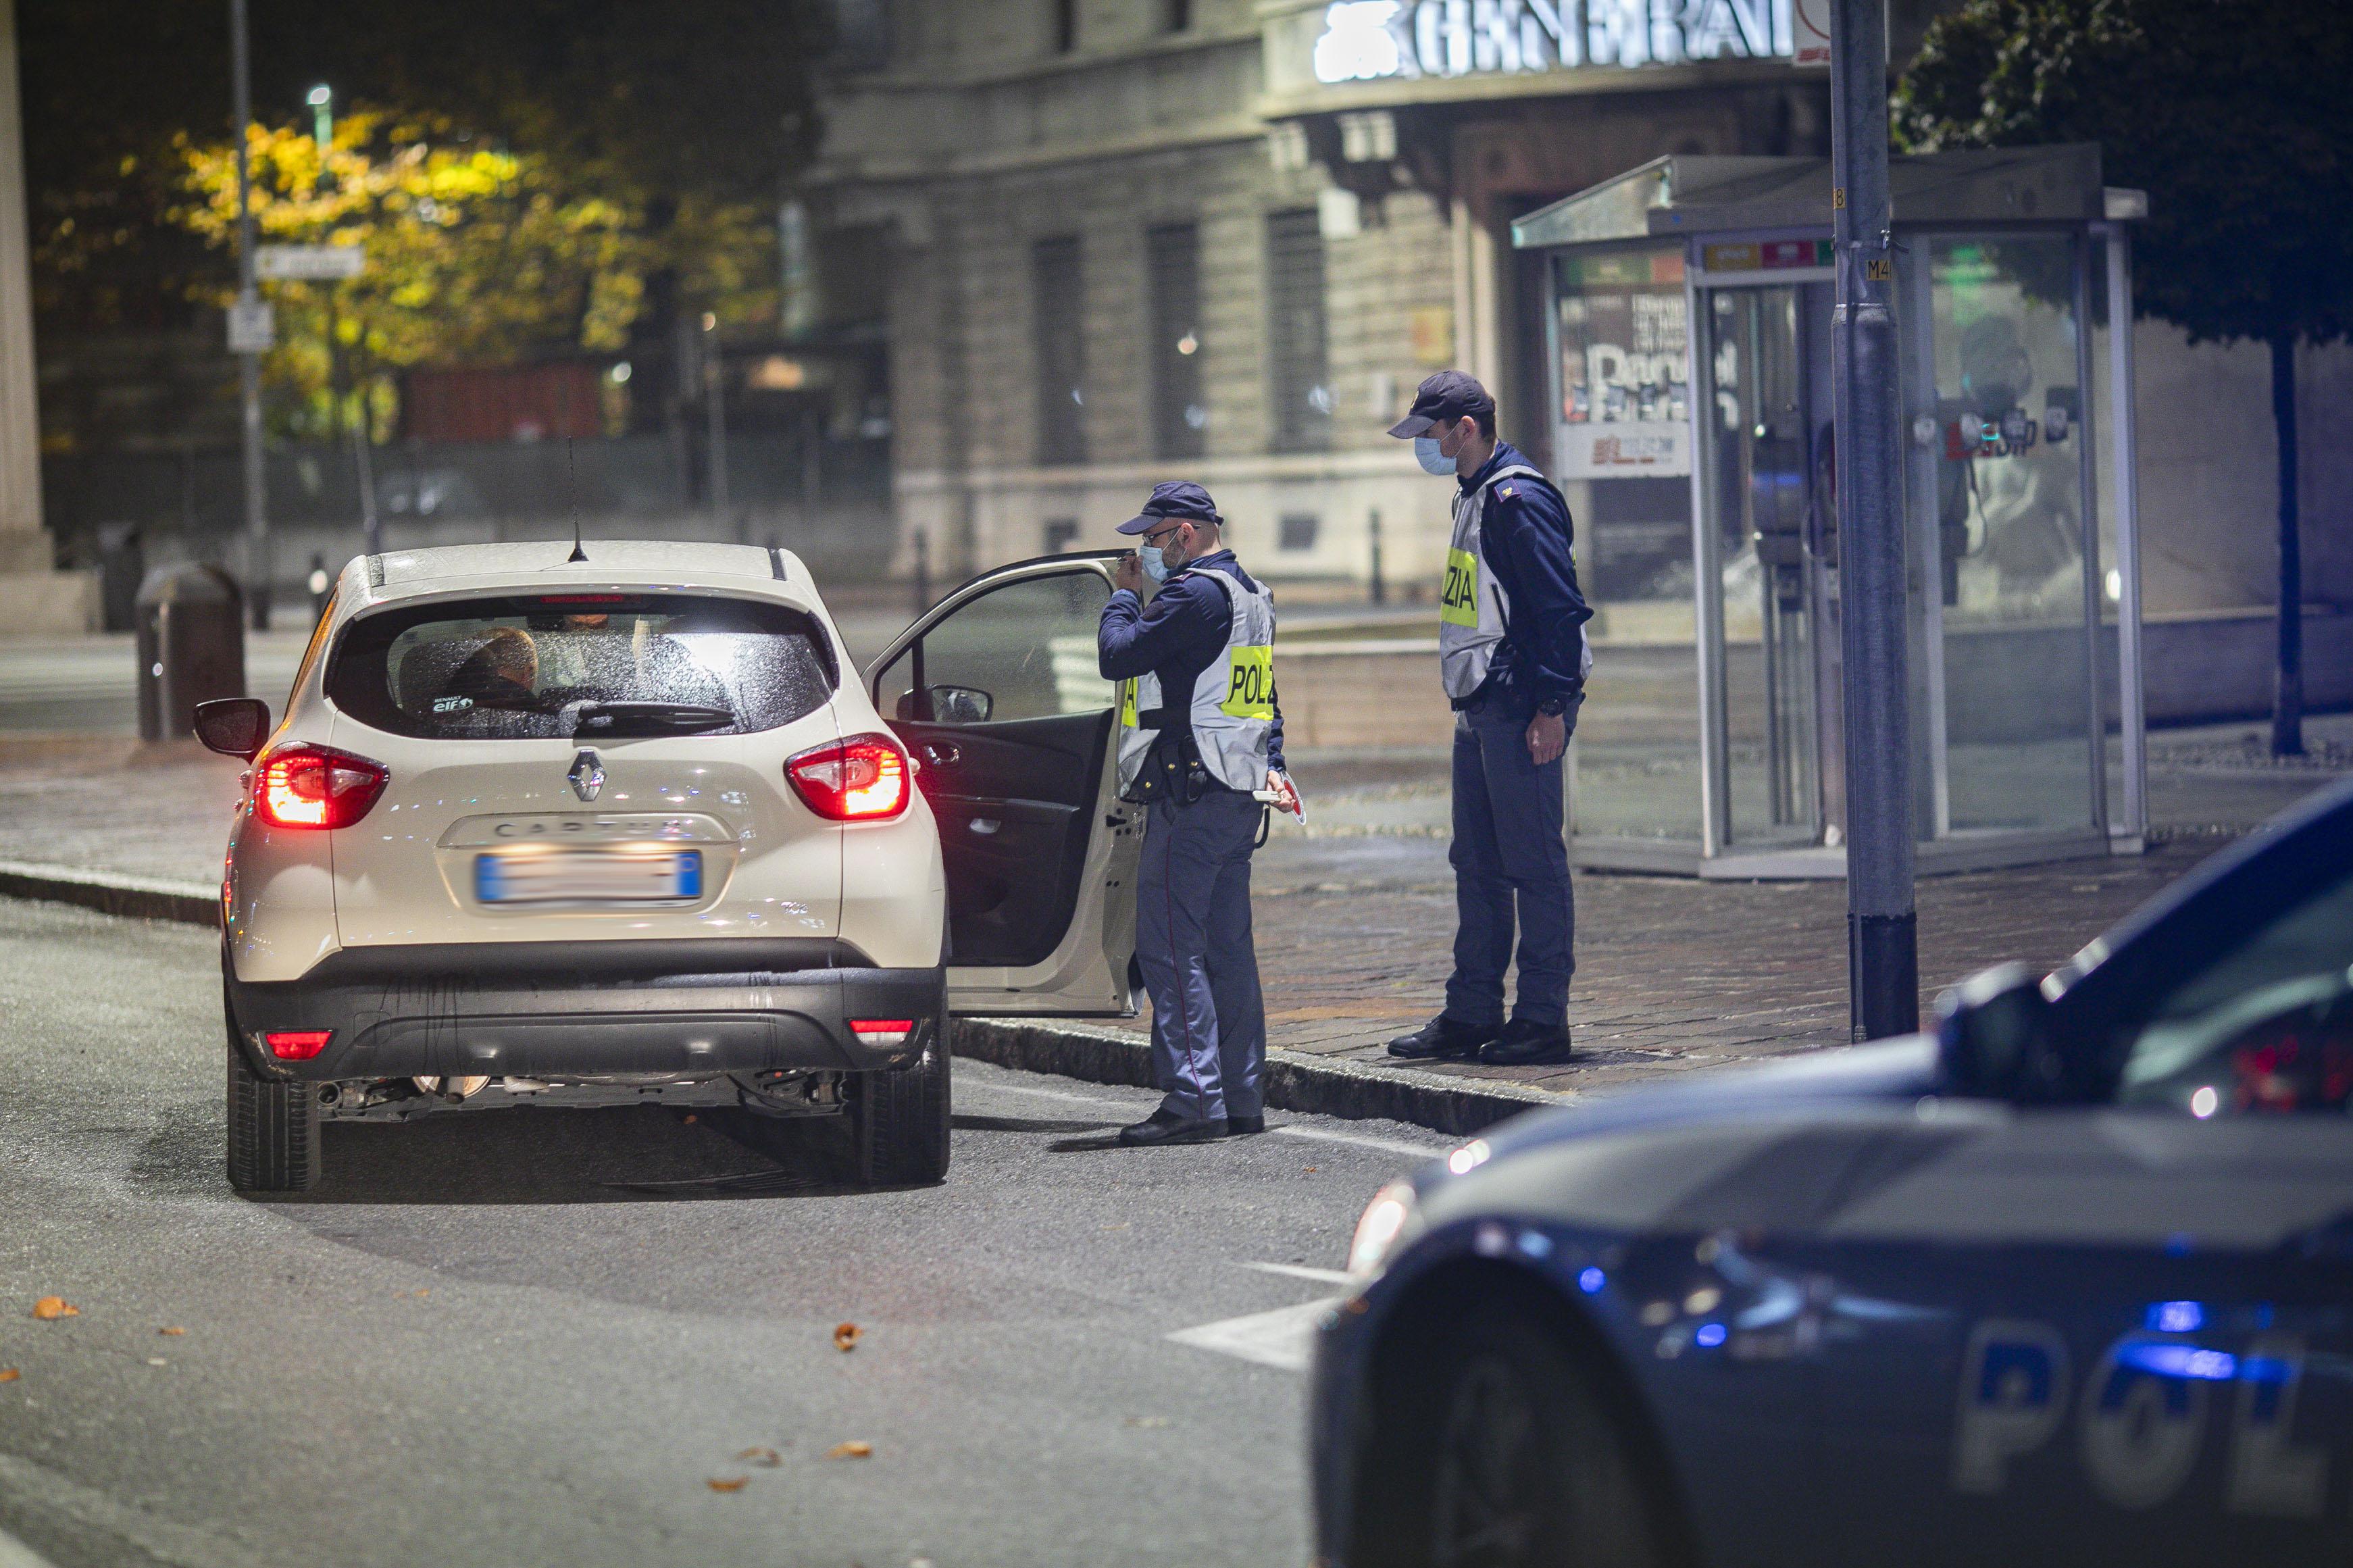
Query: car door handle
969 817 1001 836
920 740 960 767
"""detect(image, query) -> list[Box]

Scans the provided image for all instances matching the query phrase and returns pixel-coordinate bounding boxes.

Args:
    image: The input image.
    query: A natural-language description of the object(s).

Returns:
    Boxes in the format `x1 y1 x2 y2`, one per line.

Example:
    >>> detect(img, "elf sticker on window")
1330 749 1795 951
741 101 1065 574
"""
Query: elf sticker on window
1221 646 1275 719
432 695 475 714
1441 547 1480 628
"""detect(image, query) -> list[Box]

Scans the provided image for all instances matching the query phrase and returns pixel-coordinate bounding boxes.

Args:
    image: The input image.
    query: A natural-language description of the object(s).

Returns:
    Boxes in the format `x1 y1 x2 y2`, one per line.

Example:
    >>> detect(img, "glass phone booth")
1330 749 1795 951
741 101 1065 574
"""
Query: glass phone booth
1512 145 2148 878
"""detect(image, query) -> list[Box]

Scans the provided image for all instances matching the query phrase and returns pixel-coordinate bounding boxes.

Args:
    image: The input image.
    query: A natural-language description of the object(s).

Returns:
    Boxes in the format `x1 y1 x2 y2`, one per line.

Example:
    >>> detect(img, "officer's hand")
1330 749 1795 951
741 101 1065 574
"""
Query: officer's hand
1113 551 1144 595
1526 711 1567 767
1265 767 1305 824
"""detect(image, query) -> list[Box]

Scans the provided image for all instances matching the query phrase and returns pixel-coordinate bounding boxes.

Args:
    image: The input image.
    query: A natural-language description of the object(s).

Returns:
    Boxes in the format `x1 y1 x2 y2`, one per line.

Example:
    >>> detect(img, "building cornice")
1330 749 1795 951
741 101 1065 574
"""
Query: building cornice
826 26 1260 94
807 116 1271 190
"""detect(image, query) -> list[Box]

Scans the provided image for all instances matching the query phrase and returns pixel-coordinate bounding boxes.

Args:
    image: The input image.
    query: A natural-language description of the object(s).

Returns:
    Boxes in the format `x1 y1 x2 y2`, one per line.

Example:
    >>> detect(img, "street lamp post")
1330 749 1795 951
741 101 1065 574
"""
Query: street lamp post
1829 0 1918 1039
230 0 268 629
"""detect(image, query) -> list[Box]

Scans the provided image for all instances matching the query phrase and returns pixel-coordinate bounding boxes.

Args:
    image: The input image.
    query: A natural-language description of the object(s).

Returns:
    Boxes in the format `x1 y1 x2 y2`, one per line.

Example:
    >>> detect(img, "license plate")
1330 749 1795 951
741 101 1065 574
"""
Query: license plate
474 849 702 905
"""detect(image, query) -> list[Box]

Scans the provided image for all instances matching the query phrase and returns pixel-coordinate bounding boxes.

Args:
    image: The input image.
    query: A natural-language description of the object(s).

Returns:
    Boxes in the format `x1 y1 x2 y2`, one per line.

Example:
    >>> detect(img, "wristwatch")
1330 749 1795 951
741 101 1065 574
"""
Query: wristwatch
1536 695 1568 717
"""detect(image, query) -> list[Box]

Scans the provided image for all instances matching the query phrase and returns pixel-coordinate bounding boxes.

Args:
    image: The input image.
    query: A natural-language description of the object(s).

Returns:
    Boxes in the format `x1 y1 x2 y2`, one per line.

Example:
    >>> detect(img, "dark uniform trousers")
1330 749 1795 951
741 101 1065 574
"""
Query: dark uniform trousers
1134 788 1267 1123
1444 686 1577 1030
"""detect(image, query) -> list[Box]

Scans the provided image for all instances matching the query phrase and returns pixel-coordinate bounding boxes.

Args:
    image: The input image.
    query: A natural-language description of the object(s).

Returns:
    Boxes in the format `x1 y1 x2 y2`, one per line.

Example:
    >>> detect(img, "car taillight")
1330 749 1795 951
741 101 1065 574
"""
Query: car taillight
255 746 388 830
265 1030 332 1060
849 1019 915 1046
786 734 910 821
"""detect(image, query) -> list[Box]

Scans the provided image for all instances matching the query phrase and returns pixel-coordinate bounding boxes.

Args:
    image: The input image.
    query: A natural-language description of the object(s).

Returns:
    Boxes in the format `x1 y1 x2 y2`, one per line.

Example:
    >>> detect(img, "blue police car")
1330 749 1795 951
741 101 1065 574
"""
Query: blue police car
1312 774 2353 1568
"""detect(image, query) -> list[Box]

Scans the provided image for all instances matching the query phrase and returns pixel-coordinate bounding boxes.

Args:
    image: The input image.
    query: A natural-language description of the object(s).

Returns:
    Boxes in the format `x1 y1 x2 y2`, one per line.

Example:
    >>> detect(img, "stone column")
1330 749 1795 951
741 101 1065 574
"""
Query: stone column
0 0 97 632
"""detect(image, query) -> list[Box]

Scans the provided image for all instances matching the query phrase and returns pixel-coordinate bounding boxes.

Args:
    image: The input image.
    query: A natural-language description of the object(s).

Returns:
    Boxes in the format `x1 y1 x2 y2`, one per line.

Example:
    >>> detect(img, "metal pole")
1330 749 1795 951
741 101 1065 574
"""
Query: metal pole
704 314 729 516
231 0 268 630
1829 0 1917 1040
2105 229 2147 841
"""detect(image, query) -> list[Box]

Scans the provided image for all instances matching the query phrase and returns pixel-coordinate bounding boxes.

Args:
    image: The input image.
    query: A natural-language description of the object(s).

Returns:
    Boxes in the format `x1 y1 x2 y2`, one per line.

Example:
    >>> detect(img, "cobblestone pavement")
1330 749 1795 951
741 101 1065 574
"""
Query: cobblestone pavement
0 722 2344 1107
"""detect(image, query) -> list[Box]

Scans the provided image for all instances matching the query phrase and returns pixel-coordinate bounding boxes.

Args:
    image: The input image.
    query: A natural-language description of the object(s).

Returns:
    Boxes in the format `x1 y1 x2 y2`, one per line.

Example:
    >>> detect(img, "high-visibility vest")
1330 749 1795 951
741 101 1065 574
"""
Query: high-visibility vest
1115 564 1277 795
1439 463 1592 702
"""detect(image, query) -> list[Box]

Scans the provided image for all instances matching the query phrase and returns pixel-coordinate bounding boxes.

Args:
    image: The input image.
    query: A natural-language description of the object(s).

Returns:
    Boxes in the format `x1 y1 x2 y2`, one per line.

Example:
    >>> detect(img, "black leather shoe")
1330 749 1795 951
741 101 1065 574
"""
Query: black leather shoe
1227 1113 1266 1136
1117 1109 1230 1146
1387 1015 1499 1061
1479 1019 1574 1067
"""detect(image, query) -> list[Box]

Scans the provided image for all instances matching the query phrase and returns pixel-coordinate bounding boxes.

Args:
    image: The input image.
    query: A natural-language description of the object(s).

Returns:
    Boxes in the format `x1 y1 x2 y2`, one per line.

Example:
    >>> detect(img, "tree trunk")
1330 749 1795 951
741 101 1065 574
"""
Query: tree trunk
2270 332 2304 757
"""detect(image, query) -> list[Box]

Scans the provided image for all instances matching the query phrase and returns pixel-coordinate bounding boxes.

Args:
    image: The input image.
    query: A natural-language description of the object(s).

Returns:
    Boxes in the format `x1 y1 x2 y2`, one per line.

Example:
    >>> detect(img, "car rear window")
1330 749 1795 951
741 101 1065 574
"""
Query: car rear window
327 592 837 740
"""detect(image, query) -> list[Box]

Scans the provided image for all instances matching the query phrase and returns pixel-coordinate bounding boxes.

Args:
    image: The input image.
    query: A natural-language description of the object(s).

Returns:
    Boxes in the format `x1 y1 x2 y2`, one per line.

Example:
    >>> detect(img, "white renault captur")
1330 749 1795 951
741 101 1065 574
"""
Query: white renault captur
201 540 1144 1192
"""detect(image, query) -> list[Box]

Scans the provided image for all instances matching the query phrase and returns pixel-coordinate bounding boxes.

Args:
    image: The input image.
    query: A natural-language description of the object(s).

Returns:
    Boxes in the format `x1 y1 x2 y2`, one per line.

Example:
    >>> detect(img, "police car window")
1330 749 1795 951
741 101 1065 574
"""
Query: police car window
2116 865 2353 1116
327 593 835 740
888 572 1113 725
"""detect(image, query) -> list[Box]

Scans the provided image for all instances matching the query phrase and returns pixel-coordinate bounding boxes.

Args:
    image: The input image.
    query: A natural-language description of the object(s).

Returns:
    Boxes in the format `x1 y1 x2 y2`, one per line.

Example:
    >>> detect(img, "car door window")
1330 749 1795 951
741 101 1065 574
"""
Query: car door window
876 573 1113 724
2116 863 2353 1115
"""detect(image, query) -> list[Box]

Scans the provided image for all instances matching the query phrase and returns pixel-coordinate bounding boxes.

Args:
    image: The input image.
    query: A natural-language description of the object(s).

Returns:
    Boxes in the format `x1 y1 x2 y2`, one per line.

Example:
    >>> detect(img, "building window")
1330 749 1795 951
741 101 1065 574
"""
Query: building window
1164 0 1191 31
1265 209 1332 453
1053 0 1078 53
1032 236 1086 467
1146 222 1205 460
1278 513 1320 551
1043 517 1080 554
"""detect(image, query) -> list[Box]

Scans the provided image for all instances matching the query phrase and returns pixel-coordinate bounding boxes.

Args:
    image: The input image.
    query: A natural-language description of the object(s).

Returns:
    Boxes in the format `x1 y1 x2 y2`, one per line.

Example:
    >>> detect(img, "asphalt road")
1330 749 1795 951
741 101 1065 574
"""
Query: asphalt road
0 896 1451 1568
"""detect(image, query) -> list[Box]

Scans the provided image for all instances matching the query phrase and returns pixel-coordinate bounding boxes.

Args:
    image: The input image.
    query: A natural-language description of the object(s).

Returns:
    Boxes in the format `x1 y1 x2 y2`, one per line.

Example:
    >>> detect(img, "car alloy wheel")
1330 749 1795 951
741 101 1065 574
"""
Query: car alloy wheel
1431 1352 1546 1567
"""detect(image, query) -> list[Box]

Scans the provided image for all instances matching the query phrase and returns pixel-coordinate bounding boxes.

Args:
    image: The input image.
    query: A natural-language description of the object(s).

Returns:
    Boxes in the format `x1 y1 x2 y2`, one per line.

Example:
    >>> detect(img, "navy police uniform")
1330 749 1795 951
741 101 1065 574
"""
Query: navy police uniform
1098 483 1284 1138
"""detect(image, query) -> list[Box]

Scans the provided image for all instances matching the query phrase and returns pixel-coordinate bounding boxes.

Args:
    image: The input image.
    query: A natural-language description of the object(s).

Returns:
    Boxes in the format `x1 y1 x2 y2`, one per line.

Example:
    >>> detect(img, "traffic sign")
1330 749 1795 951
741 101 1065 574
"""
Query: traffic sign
226 299 276 353
255 243 365 281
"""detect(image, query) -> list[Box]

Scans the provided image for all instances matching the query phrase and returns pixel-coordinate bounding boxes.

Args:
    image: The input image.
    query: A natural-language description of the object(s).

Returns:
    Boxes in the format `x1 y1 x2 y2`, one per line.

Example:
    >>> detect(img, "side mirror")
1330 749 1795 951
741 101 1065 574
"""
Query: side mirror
193 697 271 760
1935 962 2063 1101
927 684 993 725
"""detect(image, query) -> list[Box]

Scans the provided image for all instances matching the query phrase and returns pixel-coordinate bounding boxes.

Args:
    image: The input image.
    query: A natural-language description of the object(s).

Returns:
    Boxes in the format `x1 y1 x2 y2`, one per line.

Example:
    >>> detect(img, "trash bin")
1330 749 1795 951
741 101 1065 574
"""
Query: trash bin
135 564 246 741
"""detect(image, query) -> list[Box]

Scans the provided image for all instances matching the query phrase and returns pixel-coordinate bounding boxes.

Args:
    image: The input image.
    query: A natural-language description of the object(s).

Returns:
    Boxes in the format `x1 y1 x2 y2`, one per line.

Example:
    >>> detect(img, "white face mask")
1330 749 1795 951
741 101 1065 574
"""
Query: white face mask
1414 434 1455 476
1140 545 1173 584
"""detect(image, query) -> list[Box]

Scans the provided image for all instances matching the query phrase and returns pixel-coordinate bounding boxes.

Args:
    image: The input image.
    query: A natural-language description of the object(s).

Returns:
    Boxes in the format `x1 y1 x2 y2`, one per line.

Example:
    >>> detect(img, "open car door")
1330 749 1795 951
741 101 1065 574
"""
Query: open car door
865 553 1142 1017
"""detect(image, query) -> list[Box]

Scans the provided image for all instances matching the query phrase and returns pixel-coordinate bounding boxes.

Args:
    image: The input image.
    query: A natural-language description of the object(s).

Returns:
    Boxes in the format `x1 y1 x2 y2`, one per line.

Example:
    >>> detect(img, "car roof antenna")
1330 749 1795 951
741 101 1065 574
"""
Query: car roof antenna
565 436 587 563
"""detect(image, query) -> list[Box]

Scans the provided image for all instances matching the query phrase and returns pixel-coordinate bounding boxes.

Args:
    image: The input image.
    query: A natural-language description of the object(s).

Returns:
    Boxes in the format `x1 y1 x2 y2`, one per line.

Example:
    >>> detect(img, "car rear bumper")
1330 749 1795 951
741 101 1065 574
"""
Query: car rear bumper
225 938 945 1081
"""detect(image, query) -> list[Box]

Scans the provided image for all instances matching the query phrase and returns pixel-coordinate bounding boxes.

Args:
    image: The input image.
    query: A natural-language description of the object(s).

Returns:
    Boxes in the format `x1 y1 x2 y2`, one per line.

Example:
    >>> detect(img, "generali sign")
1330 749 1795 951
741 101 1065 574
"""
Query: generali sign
1312 0 1796 83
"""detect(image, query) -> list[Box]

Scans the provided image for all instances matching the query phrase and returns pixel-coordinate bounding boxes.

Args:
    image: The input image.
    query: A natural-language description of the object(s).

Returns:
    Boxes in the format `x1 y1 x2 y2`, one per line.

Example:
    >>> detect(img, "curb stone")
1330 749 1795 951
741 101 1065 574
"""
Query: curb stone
0 861 1567 1140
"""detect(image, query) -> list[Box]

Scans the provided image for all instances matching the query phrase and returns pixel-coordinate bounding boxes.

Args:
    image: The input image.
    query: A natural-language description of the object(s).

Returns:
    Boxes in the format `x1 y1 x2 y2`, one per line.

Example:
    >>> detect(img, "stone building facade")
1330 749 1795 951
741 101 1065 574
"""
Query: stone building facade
806 0 1842 595
805 0 2352 661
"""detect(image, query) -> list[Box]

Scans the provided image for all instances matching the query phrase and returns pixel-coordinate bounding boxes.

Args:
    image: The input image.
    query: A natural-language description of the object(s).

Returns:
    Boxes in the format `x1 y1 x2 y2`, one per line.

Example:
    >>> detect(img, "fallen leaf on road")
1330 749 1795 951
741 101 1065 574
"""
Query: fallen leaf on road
833 1321 861 1352
683 1114 697 1124
0 1369 18 1382
31 1297 77 1321
706 1476 747 1493
736 1446 782 1467
159 1327 186 1336
1304 1167 1318 1173
145 1358 168 1368
825 1440 874 1460
413 1289 429 1298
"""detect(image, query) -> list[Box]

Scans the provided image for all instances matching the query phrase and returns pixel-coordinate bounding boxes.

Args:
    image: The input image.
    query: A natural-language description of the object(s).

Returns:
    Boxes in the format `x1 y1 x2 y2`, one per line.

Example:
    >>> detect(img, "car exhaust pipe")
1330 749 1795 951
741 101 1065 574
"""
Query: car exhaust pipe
412 1075 490 1103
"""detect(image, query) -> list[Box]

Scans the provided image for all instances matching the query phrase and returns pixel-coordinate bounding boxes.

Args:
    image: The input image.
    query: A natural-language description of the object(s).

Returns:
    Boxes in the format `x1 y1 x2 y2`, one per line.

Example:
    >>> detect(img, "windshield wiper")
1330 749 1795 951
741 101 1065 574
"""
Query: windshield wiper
560 700 736 738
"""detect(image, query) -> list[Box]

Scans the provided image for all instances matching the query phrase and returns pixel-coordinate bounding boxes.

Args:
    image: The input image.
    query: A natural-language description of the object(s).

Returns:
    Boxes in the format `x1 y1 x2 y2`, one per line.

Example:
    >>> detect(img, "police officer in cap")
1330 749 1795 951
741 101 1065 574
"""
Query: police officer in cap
1386 372 1592 1067
1098 482 1302 1145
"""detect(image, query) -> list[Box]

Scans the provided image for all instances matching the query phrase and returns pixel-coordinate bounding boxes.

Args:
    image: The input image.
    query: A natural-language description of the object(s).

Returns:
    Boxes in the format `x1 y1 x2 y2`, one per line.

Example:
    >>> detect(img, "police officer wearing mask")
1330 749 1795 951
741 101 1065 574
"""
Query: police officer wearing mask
1386 372 1592 1067
1098 482 1303 1146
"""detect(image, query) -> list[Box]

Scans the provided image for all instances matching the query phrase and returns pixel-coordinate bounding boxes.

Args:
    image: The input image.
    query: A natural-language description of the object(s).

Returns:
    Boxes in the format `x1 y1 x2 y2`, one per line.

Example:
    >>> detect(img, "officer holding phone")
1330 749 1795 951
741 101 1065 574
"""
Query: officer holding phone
1098 482 1302 1146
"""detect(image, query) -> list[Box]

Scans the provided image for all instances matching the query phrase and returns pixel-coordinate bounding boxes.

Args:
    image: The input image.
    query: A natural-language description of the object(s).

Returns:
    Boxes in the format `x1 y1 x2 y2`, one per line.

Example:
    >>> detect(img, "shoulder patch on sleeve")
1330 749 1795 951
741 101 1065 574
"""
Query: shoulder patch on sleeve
1497 484 1517 499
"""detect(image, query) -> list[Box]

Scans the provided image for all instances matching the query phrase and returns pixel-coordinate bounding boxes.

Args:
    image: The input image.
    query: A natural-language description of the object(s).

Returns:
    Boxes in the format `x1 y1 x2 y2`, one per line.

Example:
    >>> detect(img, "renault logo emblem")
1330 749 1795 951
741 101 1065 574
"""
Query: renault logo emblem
567 749 605 803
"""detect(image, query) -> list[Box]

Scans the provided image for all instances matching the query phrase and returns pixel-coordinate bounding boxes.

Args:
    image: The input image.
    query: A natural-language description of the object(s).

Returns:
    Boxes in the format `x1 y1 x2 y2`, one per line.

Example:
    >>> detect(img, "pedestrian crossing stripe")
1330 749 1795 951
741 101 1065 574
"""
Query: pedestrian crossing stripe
1220 645 1275 719
1440 547 1480 628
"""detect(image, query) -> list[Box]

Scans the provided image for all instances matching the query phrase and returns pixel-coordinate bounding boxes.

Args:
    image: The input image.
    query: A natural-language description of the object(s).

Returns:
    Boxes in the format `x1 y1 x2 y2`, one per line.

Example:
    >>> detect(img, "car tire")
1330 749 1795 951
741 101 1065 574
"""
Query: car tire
851 1013 951 1187
1353 1300 1667 1568
224 992 322 1194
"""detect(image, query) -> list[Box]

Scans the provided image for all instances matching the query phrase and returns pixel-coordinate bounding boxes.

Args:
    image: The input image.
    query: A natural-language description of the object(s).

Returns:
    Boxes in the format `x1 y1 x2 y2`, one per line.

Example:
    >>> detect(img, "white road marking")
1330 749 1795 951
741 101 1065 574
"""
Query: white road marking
1240 1261 1355 1286
1270 1123 1442 1159
0 1525 55 1568
959 1073 1448 1159
1167 1296 1340 1373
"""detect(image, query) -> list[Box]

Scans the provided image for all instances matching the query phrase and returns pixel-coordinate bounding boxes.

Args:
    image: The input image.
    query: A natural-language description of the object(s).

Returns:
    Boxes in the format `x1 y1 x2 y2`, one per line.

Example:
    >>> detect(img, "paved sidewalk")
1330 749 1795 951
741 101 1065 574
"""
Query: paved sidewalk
0 726 2344 1117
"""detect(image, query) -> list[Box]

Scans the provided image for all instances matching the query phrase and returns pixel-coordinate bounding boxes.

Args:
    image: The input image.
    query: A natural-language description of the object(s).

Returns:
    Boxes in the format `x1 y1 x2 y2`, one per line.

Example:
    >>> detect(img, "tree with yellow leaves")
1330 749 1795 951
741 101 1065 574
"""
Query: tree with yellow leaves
172 110 776 440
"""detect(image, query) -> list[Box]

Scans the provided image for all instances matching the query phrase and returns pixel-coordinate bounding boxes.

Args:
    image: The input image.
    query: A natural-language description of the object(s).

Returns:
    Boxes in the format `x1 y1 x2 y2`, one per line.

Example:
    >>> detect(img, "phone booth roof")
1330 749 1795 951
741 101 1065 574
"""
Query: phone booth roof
1511 143 2142 252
